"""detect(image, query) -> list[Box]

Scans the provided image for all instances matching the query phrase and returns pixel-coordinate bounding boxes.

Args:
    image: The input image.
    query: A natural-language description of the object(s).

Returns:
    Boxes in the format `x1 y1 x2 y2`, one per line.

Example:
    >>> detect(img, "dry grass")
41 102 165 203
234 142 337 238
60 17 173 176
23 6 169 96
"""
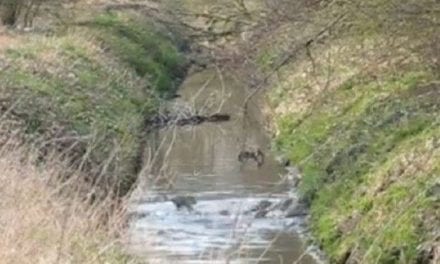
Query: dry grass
0 142 132 264
0 1 187 262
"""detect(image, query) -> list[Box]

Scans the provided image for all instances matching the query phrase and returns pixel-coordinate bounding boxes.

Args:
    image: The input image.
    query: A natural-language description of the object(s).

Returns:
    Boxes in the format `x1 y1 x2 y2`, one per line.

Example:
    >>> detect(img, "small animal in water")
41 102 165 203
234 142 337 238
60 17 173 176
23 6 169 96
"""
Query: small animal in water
238 148 265 167
170 196 197 211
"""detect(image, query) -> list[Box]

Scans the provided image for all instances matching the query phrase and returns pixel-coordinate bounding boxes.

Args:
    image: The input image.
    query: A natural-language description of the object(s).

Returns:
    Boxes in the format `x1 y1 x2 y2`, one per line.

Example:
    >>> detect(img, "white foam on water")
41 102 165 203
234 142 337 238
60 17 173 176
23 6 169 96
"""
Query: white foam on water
127 196 314 263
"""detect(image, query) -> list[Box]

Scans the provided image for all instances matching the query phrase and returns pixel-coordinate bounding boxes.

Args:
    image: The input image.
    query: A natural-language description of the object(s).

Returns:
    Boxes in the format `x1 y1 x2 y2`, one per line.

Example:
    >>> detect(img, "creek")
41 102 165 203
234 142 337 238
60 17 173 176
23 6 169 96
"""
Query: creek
126 69 321 264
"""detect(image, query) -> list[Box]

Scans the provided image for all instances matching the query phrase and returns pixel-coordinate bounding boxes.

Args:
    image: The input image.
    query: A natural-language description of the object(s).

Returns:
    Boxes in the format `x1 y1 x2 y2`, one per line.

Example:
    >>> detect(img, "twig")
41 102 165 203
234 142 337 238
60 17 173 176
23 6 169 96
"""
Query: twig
242 13 347 113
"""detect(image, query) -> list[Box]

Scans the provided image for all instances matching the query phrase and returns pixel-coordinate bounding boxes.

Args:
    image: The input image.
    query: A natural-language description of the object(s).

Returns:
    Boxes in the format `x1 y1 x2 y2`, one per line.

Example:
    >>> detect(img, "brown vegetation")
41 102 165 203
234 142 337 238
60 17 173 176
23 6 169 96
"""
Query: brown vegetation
0 141 131 264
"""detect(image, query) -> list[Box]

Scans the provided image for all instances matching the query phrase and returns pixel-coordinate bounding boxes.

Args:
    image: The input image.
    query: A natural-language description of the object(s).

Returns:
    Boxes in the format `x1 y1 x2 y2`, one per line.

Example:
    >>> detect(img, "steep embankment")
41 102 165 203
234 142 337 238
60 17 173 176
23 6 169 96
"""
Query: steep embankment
253 2 439 263
0 2 187 262
0 9 186 195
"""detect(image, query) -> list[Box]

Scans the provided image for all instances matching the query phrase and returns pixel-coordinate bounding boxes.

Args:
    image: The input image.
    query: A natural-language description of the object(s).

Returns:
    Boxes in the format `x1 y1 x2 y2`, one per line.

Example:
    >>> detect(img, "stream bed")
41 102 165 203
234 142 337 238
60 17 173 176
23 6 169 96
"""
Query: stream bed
126 69 321 264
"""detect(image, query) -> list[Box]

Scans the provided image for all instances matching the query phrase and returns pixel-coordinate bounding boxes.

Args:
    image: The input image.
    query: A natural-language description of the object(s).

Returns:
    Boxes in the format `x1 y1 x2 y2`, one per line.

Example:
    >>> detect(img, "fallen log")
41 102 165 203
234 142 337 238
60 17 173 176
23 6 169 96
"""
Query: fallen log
146 113 231 130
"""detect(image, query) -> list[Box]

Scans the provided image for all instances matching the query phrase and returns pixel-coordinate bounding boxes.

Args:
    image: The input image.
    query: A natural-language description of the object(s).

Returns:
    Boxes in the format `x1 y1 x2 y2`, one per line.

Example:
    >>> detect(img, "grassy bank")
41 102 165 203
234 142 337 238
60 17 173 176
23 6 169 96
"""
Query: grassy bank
0 2 186 262
274 69 439 262
0 9 186 195
260 2 440 263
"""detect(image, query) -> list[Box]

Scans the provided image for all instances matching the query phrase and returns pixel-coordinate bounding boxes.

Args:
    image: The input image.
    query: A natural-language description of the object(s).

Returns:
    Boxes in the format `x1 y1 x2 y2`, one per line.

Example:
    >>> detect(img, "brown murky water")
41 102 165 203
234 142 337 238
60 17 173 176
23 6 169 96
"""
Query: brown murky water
127 69 321 264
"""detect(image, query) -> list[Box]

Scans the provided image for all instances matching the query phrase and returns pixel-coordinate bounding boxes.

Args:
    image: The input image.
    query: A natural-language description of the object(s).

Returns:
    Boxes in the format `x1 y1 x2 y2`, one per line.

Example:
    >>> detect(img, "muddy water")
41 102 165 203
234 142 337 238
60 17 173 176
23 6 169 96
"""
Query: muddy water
127 69 320 264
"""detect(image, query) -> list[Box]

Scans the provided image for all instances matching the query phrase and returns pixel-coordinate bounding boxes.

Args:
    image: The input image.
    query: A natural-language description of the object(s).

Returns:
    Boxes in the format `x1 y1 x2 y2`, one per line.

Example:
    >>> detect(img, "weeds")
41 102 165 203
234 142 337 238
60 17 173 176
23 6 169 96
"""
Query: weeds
0 141 133 264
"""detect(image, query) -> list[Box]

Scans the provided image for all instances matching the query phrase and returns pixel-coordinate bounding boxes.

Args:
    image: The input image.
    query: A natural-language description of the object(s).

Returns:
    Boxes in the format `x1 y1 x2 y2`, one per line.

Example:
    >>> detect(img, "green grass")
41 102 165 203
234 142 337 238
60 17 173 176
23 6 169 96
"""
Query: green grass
89 12 186 97
0 11 186 195
274 69 439 262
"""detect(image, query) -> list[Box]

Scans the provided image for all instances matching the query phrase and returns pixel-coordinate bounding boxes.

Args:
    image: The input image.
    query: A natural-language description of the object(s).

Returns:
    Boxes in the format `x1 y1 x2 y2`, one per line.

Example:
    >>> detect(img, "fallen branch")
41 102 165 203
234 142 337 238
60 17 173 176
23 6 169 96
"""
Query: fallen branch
145 113 231 130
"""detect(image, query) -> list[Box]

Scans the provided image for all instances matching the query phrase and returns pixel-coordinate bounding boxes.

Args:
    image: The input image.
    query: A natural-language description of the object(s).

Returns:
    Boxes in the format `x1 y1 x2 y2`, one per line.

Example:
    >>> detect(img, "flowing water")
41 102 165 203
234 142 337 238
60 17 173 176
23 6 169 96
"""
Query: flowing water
126 69 320 264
